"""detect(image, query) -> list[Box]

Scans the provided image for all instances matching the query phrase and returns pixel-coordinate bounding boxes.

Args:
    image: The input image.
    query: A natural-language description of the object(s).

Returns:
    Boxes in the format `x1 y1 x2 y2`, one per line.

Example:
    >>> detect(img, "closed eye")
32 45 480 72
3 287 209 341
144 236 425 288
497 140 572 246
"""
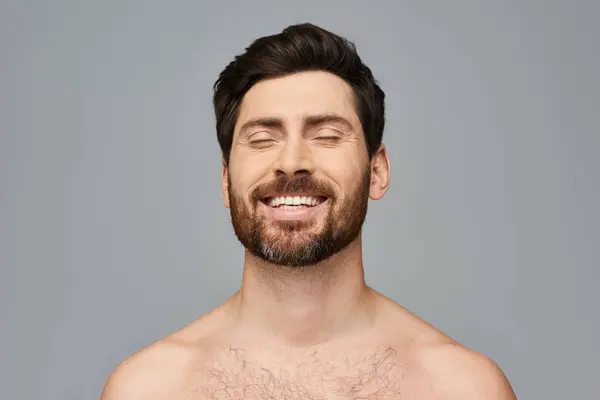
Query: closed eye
250 139 275 143
249 138 277 148
315 136 341 142
313 126 344 142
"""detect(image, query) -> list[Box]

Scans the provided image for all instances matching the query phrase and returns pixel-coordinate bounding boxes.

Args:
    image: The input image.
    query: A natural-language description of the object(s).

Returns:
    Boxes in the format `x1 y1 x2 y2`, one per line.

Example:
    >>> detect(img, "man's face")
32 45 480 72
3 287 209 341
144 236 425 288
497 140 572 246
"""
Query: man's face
223 71 380 267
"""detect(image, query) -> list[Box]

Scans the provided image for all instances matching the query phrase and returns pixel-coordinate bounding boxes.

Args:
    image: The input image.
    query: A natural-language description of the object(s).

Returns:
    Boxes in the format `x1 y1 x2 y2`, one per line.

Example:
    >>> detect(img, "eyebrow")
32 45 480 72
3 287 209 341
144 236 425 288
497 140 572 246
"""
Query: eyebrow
237 113 354 135
238 117 283 135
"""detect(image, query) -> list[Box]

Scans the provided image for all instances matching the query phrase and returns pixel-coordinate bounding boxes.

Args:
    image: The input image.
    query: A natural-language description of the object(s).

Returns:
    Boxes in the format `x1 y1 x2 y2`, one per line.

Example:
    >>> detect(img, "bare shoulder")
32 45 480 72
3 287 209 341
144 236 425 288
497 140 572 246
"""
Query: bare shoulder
415 342 517 399
100 308 232 399
100 335 200 400
375 293 517 399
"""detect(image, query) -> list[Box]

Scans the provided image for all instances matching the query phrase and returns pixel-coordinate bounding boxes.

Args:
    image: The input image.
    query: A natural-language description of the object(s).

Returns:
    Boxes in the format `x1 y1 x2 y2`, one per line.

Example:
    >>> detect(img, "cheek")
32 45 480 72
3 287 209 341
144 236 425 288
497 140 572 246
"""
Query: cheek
226 166 246 199
317 151 366 186
313 140 367 165
228 165 264 205
229 150 275 184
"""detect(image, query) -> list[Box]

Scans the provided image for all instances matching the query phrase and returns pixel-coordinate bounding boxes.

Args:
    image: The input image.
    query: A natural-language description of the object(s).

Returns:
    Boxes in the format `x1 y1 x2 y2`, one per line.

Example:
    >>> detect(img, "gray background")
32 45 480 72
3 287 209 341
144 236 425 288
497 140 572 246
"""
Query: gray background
1 1 598 399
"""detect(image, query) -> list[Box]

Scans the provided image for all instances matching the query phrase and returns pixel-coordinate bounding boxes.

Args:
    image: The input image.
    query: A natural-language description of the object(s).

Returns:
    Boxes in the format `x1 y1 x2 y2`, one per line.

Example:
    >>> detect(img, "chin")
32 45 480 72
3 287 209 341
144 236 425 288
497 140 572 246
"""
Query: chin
263 231 317 248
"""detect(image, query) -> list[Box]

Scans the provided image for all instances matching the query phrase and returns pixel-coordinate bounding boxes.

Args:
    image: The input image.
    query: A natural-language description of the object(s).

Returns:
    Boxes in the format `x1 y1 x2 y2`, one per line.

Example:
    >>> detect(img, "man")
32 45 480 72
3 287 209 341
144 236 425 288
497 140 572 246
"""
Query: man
101 23 517 399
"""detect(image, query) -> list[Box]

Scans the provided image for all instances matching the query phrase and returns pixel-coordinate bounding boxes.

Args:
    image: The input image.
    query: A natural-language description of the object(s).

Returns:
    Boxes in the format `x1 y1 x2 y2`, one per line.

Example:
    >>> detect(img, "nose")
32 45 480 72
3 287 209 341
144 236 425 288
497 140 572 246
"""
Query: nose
273 136 315 179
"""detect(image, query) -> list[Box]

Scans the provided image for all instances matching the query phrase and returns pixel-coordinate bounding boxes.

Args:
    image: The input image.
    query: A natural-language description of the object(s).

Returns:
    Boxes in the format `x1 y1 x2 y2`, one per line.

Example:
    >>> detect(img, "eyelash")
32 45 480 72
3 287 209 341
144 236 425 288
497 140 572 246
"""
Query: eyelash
248 135 340 147
250 139 275 143
316 136 341 142
249 139 276 147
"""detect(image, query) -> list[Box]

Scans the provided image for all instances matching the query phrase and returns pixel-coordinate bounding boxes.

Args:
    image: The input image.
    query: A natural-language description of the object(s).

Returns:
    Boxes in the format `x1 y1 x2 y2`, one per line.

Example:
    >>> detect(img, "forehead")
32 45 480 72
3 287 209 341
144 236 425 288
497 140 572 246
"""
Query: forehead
235 71 360 131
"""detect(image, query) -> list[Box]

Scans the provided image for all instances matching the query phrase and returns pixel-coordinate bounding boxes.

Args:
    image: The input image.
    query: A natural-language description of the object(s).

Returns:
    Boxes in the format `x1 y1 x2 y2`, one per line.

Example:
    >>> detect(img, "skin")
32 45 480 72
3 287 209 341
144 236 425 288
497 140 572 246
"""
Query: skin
101 71 517 399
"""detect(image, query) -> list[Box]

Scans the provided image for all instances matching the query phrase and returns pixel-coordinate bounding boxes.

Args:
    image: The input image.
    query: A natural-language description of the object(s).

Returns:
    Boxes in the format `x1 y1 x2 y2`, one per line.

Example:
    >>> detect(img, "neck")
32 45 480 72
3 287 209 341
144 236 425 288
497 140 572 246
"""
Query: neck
230 237 376 346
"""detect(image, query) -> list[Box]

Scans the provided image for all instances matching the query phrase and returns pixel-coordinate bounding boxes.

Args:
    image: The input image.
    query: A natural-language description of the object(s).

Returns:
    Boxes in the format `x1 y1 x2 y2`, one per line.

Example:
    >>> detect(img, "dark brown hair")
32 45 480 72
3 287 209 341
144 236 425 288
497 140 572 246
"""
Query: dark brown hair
213 23 386 165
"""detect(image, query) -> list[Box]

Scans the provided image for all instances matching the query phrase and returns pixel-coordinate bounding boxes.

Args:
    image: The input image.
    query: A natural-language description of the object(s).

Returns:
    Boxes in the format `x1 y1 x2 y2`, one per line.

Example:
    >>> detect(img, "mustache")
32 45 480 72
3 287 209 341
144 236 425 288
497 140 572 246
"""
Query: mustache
251 175 336 201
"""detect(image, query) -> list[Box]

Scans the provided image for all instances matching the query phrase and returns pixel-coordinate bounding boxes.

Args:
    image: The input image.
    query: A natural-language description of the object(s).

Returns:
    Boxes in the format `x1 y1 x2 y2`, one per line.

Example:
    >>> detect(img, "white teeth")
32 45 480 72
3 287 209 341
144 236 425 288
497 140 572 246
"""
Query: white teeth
268 195 324 208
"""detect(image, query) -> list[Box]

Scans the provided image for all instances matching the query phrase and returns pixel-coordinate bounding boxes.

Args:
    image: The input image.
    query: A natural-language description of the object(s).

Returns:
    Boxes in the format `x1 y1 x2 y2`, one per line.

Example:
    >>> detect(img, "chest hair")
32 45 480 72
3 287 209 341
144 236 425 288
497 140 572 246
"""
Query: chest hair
192 346 411 400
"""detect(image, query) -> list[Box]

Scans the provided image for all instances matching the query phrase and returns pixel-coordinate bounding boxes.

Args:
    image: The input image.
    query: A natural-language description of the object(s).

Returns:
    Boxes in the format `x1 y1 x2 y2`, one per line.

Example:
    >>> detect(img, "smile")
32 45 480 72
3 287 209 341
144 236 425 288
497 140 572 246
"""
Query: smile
259 194 329 221
264 195 327 209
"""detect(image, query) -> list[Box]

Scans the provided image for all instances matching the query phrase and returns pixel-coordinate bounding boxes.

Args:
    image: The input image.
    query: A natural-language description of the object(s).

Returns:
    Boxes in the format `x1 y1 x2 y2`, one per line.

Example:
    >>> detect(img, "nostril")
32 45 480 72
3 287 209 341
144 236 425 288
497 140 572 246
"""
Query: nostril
275 169 311 179
293 169 311 178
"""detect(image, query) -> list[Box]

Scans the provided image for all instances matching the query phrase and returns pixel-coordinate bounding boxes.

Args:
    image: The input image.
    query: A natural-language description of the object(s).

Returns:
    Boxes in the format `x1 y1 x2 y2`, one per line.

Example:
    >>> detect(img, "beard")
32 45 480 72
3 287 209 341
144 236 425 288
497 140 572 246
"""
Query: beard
228 167 371 267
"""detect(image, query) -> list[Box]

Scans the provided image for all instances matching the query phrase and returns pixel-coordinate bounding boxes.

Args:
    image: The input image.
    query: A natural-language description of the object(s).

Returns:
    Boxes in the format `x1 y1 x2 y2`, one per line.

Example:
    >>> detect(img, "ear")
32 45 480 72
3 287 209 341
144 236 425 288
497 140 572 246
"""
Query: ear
369 144 391 200
221 157 230 208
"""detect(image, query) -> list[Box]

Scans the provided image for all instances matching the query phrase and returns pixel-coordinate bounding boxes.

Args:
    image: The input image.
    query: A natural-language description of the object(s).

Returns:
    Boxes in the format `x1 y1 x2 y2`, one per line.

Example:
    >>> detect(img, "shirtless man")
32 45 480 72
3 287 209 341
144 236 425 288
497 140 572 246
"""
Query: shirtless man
101 23 517 399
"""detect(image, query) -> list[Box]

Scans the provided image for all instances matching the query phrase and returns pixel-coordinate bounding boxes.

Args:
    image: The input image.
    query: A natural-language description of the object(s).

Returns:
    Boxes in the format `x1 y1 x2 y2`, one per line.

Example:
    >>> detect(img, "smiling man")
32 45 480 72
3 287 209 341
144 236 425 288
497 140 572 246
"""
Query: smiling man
101 23 517 399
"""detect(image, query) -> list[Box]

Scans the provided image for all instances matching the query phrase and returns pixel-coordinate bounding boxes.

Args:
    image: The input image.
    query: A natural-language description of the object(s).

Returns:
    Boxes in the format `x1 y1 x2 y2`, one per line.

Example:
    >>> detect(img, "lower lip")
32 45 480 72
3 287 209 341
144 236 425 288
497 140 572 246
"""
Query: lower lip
259 199 329 221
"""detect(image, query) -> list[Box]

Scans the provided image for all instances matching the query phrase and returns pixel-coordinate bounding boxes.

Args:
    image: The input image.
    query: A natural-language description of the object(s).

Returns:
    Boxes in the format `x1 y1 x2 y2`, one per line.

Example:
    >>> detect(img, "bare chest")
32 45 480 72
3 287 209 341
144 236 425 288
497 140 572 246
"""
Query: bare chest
185 347 427 400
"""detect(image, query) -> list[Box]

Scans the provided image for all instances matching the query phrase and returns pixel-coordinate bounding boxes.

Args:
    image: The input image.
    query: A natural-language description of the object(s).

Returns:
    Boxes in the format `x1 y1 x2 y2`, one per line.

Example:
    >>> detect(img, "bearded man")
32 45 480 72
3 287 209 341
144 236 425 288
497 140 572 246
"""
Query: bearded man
101 23 517 399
